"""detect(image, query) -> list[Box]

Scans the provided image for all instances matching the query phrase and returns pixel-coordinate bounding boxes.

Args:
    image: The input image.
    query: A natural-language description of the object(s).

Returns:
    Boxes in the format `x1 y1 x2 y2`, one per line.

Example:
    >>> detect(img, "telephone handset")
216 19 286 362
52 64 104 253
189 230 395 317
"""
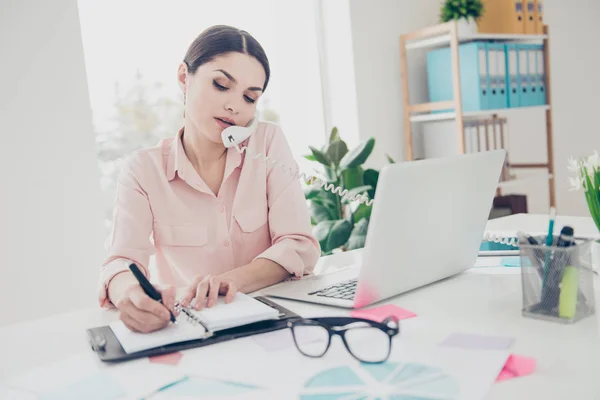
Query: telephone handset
221 114 373 206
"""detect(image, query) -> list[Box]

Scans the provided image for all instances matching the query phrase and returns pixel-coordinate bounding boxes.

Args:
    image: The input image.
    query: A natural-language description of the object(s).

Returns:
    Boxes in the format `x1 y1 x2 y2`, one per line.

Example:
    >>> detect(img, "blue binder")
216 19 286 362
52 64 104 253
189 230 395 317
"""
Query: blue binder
534 44 547 105
505 43 520 108
486 43 508 110
426 42 490 112
517 44 537 107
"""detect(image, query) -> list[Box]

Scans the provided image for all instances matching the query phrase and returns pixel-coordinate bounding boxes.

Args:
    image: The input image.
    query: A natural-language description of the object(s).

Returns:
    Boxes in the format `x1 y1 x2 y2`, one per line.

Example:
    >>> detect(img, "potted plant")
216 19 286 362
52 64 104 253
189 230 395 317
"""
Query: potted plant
440 0 485 37
568 151 600 269
303 127 394 256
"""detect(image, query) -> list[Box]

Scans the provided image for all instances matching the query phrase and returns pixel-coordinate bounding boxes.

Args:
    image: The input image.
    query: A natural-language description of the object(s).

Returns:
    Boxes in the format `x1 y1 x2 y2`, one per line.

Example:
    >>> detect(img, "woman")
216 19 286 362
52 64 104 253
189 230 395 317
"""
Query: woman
98 25 321 333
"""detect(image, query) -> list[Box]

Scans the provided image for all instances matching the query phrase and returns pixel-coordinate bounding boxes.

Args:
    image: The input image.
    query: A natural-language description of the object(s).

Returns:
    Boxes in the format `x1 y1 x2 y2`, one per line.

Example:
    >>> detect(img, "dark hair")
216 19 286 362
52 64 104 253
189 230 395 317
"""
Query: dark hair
183 25 270 91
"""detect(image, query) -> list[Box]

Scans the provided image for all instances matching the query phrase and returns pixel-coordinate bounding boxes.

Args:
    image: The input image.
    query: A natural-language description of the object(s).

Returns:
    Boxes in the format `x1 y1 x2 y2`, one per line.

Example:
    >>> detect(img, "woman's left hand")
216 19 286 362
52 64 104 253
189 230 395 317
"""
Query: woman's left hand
179 274 238 310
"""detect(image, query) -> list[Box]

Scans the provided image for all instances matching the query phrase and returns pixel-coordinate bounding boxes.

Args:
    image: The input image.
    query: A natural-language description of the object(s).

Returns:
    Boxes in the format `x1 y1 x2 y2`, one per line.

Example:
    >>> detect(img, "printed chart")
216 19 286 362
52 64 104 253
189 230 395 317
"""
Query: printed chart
299 362 461 400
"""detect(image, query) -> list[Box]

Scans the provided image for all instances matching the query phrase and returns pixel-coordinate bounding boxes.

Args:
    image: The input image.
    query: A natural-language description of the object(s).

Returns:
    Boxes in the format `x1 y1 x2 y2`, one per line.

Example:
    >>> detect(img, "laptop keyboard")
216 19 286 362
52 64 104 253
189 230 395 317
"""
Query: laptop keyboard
307 278 357 300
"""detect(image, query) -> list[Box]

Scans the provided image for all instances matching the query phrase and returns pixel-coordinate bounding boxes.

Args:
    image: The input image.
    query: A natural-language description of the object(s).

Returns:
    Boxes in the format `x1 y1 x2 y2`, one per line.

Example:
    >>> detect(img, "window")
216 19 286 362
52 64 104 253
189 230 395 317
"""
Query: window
77 0 327 230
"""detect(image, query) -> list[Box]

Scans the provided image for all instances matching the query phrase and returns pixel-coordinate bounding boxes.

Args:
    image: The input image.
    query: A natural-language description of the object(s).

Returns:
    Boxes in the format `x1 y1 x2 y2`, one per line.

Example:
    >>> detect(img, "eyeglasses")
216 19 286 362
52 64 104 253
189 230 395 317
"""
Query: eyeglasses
287 316 400 364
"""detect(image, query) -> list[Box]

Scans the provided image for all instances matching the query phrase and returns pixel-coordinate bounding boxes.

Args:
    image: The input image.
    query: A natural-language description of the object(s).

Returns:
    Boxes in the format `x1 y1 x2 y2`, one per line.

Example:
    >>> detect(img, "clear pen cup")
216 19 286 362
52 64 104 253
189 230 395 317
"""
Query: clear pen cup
519 236 595 324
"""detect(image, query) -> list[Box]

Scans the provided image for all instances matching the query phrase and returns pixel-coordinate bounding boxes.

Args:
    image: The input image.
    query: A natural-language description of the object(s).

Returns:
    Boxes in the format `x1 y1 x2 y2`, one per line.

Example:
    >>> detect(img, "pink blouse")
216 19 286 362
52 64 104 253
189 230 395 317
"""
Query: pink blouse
98 122 321 307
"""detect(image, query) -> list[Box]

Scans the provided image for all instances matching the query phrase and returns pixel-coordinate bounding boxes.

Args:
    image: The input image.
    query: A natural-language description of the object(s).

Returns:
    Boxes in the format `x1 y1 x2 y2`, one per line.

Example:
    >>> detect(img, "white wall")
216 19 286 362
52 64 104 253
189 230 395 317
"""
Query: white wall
0 0 106 326
329 0 600 216
318 0 361 147
347 0 442 167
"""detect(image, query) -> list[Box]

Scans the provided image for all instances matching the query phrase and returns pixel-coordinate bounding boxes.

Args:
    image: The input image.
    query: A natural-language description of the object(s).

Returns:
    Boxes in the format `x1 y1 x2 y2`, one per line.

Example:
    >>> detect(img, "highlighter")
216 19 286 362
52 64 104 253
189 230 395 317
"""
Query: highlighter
559 265 579 319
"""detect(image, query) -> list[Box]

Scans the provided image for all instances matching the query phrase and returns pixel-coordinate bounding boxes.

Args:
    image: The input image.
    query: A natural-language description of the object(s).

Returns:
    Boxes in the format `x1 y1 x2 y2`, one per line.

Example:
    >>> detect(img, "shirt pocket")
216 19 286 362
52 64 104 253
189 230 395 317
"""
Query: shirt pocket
153 222 208 247
234 206 270 253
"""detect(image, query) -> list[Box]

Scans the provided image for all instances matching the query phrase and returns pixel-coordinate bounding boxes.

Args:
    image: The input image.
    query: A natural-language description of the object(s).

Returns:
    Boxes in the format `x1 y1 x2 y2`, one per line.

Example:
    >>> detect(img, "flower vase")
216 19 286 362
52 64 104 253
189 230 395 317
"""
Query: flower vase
455 18 479 37
593 239 600 273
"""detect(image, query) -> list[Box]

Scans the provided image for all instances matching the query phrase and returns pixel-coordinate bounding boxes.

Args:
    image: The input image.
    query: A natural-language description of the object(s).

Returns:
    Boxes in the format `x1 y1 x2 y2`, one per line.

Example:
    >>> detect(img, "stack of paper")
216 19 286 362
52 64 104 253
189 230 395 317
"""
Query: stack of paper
109 293 279 354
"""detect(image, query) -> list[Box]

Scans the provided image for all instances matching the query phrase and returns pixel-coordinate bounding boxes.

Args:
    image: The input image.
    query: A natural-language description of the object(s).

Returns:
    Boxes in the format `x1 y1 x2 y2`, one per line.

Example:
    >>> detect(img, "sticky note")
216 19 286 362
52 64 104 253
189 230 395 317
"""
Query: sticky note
496 354 536 382
149 351 184 366
440 332 515 350
350 304 416 323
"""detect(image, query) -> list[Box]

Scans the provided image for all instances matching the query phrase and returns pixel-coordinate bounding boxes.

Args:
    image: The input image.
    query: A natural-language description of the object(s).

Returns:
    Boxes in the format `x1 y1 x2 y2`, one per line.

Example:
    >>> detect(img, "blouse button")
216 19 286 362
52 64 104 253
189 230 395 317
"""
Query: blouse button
223 240 230 247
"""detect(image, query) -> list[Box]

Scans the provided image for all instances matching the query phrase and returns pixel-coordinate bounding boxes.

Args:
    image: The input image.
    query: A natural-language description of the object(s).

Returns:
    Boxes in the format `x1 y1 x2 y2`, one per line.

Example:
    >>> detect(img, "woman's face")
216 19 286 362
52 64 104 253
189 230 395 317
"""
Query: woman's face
179 52 266 145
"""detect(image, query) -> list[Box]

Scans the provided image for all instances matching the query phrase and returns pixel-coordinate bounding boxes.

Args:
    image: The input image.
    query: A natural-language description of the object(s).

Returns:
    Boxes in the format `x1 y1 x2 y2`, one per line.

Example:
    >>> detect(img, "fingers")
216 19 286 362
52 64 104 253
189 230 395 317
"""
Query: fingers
117 297 169 333
156 285 177 315
193 275 211 310
129 288 171 322
120 311 144 333
223 280 238 304
180 276 203 307
207 276 221 308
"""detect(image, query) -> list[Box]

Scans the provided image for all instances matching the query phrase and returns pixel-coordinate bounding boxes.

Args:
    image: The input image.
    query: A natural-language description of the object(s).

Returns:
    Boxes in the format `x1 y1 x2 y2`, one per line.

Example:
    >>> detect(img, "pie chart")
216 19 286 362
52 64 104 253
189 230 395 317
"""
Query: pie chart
299 362 460 399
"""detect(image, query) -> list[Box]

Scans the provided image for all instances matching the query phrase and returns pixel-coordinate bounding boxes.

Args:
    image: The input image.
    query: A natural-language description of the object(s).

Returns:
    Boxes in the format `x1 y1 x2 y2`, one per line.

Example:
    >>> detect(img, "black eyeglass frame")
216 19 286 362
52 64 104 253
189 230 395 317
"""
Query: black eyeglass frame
287 316 400 364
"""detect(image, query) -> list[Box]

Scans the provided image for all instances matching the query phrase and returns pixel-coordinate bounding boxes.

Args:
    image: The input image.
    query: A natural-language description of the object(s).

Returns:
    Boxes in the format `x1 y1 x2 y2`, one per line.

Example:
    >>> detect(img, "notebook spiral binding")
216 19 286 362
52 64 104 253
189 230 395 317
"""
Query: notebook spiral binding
174 303 212 335
482 232 519 247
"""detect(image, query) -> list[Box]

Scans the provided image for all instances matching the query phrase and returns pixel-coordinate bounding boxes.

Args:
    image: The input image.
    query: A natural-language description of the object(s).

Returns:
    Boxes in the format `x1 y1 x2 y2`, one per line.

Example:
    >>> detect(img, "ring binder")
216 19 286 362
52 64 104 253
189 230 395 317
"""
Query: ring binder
175 303 212 335
87 296 300 363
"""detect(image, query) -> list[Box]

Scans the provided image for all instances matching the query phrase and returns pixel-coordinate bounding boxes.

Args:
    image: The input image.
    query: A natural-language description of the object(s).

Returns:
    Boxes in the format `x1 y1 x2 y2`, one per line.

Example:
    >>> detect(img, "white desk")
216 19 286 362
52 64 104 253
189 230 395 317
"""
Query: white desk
2 214 600 399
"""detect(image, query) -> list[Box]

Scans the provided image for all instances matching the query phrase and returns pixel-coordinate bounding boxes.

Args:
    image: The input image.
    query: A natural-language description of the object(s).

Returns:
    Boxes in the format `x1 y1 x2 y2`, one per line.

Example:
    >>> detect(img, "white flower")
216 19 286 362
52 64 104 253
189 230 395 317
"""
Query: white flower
569 176 582 191
567 157 581 173
585 151 600 176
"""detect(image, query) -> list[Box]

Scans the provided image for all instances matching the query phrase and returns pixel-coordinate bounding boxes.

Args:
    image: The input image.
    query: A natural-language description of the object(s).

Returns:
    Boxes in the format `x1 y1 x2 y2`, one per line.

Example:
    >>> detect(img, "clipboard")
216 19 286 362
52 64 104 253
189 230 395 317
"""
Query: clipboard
86 296 300 363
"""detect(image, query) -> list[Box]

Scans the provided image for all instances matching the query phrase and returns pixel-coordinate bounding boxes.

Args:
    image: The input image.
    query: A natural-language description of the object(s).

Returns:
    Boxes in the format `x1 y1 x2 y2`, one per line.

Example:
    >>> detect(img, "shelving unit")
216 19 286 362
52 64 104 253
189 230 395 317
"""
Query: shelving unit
399 20 556 207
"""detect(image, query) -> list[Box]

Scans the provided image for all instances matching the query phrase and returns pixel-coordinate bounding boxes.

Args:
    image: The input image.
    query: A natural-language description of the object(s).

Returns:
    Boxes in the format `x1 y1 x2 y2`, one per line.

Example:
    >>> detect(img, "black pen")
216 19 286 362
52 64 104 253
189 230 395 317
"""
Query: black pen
129 263 176 323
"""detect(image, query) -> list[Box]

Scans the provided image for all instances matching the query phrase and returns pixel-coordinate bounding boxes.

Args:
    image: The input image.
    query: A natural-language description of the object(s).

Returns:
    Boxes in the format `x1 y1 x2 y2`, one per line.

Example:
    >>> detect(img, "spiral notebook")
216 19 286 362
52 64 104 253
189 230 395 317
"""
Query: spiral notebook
109 293 280 354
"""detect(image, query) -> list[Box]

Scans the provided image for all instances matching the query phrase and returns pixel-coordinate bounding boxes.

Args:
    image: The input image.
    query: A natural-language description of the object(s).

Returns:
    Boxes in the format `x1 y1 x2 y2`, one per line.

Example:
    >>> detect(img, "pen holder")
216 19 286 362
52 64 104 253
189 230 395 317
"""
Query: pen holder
520 236 595 324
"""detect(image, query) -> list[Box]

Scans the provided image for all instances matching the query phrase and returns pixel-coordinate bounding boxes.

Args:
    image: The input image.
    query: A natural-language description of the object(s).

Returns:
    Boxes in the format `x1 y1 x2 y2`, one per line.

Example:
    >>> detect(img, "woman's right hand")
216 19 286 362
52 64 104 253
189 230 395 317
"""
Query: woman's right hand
108 272 177 333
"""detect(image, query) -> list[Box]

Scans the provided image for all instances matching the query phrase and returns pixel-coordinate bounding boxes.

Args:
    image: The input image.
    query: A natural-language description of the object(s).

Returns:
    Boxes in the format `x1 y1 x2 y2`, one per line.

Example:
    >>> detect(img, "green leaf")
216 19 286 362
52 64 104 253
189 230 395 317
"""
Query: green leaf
309 146 332 166
326 140 349 166
341 167 364 190
310 192 338 209
324 165 338 181
329 127 340 143
304 186 322 200
339 138 375 169
385 154 396 163
352 203 372 223
314 220 353 253
310 201 336 224
304 154 317 162
363 168 379 200
347 218 369 250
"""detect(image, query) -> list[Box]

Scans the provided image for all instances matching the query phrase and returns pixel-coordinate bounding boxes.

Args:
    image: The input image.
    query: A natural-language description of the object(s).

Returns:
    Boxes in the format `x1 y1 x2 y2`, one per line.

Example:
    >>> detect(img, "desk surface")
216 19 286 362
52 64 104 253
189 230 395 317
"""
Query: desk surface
2 213 600 399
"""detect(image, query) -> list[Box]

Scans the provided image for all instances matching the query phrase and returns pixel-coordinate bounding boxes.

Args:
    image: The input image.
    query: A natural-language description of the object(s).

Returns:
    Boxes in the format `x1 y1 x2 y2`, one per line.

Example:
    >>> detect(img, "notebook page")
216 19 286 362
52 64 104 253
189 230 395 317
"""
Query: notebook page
191 292 279 331
109 312 208 354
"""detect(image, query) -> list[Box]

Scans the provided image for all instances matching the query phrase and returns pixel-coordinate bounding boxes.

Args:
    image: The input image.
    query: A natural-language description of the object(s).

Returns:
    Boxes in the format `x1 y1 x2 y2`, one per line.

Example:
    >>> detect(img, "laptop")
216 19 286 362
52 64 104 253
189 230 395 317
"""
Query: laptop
262 149 507 309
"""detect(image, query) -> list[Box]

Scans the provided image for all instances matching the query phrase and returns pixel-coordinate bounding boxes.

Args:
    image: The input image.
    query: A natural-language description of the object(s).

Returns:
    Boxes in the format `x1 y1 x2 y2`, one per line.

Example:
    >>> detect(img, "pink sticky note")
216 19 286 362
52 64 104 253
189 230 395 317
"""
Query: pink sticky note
351 304 416 323
149 351 184 366
496 354 536 382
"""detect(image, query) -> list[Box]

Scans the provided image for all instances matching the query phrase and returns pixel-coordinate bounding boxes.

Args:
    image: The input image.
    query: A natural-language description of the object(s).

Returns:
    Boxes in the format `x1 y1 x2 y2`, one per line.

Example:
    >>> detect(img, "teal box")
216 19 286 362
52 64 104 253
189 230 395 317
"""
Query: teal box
426 42 490 112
